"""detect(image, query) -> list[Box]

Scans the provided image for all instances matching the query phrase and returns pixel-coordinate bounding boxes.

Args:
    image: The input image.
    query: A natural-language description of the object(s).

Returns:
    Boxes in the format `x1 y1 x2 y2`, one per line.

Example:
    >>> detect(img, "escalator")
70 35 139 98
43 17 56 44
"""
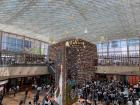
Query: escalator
46 61 56 76
46 61 56 93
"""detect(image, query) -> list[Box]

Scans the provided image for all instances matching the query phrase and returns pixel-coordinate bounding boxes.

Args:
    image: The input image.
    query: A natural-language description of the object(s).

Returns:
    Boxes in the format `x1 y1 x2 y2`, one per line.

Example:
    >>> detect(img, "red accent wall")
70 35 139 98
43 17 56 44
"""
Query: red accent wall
128 76 139 85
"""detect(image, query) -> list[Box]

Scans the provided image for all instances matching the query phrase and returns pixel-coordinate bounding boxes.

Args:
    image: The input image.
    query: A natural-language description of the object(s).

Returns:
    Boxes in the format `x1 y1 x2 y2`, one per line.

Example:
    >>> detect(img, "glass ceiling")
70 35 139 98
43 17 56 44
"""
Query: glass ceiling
0 0 140 43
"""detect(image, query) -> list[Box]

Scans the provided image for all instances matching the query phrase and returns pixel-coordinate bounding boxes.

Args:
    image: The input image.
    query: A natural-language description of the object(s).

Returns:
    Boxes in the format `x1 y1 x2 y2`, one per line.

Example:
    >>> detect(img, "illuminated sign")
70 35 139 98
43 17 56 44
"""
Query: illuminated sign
67 39 84 46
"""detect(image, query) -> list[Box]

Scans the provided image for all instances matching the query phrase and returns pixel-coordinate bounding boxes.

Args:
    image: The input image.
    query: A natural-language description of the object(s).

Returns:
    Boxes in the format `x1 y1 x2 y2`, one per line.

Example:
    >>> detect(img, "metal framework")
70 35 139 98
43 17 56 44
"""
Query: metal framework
0 0 140 43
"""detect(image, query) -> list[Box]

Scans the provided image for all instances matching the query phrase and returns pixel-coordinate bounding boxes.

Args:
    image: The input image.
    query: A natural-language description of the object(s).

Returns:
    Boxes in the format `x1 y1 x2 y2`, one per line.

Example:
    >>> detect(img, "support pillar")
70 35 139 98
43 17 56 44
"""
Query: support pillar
107 41 109 65
127 39 130 65
139 37 140 71
0 31 2 65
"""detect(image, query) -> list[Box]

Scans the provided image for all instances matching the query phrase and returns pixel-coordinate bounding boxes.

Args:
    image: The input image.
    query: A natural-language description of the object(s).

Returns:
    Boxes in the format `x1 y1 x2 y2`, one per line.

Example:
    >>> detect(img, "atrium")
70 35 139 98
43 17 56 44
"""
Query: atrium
0 0 140 105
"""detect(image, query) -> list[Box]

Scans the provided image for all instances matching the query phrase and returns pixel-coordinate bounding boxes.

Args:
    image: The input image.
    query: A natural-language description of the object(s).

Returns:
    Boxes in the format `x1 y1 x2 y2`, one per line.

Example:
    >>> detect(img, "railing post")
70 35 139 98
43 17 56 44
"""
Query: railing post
127 39 130 65
107 41 109 65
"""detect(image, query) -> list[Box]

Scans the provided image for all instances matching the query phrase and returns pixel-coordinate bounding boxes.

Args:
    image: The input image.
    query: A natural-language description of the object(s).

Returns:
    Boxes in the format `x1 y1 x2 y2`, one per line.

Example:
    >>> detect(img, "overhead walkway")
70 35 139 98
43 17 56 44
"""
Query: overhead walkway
0 63 56 81
96 66 139 75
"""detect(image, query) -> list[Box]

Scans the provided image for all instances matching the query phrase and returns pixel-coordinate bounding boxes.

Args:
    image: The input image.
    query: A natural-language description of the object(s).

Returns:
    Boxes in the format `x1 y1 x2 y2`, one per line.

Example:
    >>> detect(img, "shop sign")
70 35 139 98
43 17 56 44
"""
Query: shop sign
0 80 8 85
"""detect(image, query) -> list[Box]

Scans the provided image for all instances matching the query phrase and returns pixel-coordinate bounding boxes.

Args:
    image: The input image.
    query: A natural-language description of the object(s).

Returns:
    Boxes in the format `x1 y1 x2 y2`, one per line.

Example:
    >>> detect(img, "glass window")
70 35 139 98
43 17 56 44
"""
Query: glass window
30 39 35 54
2 32 8 43
16 38 24 52
2 33 8 50
135 46 139 50
114 52 122 55
101 43 107 48
111 40 120 48
121 47 127 52
97 44 102 50
121 51 127 55
120 40 127 48
96 38 140 66
34 40 40 54
24 38 32 53
41 42 45 55
129 51 138 55
24 40 31 48
128 39 139 46
44 43 48 55
40 42 48 55
102 52 107 56
114 47 121 52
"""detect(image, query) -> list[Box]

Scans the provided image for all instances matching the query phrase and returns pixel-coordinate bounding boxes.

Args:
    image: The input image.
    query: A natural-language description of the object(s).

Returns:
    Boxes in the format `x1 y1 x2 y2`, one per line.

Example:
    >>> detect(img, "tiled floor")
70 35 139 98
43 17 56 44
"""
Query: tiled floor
3 93 115 105
72 98 116 105
2 90 114 105
2 90 45 105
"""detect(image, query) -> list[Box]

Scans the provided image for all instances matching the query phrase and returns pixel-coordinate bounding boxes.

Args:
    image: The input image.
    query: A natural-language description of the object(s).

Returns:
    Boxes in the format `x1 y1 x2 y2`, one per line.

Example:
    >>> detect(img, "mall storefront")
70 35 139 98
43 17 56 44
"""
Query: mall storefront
95 73 140 85
0 80 8 95
0 74 54 95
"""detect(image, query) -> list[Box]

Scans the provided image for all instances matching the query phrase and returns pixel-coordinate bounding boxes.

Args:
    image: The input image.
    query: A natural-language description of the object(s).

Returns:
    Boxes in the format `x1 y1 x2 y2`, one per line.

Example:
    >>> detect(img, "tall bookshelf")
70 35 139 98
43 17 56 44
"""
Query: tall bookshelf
49 39 97 105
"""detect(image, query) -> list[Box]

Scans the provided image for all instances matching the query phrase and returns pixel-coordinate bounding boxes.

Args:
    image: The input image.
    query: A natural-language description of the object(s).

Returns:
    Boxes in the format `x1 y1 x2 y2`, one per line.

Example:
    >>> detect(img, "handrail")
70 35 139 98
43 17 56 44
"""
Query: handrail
0 63 47 67
49 65 56 73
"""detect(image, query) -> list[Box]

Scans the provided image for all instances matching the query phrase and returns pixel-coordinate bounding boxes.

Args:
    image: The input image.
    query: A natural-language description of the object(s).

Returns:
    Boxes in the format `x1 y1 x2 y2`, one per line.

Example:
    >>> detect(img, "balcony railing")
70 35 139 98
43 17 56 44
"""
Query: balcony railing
0 63 48 67
98 55 139 66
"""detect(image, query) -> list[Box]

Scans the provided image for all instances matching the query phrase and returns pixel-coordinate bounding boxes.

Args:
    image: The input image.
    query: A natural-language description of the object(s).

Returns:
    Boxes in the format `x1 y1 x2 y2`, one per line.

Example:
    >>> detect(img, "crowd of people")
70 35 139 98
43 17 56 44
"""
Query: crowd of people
1 78 140 105
77 80 140 105
18 85 57 105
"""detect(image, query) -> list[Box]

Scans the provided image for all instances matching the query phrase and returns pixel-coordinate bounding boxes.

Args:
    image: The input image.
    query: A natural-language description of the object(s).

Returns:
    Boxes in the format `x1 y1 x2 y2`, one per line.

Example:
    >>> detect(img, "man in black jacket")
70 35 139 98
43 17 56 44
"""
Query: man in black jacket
0 94 3 105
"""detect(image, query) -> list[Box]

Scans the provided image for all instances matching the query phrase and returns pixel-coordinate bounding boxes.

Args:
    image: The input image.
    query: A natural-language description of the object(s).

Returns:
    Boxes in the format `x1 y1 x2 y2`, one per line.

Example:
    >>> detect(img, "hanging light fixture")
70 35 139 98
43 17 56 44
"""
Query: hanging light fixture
84 17 88 34
84 27 88 34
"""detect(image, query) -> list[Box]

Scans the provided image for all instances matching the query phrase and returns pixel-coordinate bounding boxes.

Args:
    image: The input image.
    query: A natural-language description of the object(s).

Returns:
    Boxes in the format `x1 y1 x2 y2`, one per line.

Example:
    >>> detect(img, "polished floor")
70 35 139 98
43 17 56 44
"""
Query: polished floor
2 90 44 105
2 90 121 105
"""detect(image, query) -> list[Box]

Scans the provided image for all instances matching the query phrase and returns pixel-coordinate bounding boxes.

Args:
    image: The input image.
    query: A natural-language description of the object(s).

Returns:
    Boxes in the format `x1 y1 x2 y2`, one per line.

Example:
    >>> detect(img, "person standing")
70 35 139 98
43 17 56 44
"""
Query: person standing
127 99 134 105
23 88 29 104
34 91 39 105
93 92 98 105
0 93 3 105
28 86 32 98
19 100 23 105
135 99 140 105
28 101 32 105
12 87 16 96
25 88 29 96
33 95 37 105
17 85 19 92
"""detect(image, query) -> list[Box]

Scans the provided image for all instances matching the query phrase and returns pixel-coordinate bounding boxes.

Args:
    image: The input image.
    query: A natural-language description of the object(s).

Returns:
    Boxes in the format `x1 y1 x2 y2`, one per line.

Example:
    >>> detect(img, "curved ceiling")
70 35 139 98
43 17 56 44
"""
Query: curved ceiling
0 0 140 43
